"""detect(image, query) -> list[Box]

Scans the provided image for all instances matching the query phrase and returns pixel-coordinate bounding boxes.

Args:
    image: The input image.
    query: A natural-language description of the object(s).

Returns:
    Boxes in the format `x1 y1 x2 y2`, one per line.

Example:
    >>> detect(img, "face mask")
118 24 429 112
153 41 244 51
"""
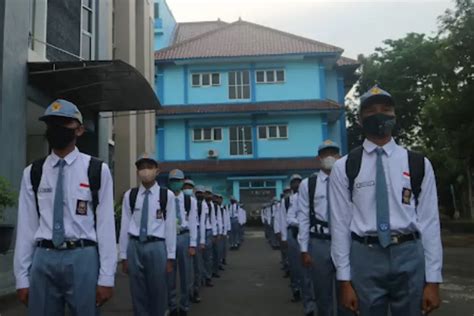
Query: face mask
361 114 396 137
183 189 194 196
138 168 157 183
46 125 77 149
321 156 337 170
169 181 183 192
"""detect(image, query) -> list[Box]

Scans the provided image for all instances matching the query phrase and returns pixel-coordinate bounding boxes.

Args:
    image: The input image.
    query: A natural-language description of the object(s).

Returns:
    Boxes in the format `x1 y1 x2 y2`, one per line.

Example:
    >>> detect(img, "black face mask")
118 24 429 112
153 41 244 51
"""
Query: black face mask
46 125 77 149
362 114 396 137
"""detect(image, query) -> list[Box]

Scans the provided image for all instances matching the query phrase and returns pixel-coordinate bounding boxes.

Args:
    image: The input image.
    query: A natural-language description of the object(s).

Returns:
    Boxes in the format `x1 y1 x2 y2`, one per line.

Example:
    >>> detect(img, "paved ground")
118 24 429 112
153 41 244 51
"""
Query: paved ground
1 229 473 315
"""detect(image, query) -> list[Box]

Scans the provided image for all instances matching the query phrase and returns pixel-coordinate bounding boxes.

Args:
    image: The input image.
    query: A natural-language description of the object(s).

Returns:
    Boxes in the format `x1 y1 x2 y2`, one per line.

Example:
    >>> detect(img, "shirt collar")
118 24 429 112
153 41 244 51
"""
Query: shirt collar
318 170 329 181
139 182 159 195
49 147 80 167
363 138 396 156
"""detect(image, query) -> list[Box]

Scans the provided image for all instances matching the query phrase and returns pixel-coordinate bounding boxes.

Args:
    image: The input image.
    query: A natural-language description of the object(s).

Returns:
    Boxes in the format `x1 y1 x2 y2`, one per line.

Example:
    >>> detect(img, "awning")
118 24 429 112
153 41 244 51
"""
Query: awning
28 60 161 113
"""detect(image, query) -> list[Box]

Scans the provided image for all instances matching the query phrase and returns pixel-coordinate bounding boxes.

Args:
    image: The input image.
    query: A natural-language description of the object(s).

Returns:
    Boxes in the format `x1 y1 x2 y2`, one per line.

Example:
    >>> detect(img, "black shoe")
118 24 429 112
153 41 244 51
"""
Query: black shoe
212 273 221 278
305 313 314 316
169 310 178 316
222 259 227 265
205 279 214 287
192 292 202 303
291 290 301 302
219 265 225 271
181 311 188 316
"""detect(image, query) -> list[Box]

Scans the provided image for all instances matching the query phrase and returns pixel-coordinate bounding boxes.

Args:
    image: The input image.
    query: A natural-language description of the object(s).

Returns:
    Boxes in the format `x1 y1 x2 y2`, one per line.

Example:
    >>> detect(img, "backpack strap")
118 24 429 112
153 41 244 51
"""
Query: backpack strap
197 199 203 217
408 150 425 207
160 188 168 220
30 157 47 218
345 146 364 202
184 195 191 215
129 187 139 213
284 196 290 212
87 157 103 226
308 175 318 229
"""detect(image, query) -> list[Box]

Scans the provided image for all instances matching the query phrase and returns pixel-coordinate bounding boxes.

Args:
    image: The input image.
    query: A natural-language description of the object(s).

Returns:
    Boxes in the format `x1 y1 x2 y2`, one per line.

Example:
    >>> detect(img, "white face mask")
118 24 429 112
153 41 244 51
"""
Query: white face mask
321 156 337 170
183 189 194 196
138 168 157 183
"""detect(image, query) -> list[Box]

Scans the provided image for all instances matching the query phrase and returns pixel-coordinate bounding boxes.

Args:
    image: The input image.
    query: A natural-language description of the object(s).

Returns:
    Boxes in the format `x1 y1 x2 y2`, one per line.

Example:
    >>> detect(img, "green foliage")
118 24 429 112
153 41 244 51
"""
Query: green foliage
0 176 17 221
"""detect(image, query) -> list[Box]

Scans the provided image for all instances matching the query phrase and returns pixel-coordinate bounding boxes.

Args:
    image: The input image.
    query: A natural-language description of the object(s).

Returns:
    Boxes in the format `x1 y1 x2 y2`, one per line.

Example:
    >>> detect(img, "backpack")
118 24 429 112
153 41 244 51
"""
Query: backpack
345 146 425 206
31 156 103 225
129 187 169 219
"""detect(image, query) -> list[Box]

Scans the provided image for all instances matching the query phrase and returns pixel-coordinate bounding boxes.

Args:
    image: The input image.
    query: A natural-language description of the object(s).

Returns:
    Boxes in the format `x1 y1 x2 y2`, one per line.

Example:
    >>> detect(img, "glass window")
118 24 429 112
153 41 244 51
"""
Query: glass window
193 129 202 141
266 181 276 187
81 33 91 60
256 71 265 83
154 3 160 19
266 70 275 82
276 70 285 82
192 74 200 86
213 128 222 141
229 71 250 100
258 126 267 139
229 126 252 155
203 128 212 140
202 74 211 86
82 8 92 32
212 73 220 85
268 126 277 138
279 125 288 138
82 0 92 8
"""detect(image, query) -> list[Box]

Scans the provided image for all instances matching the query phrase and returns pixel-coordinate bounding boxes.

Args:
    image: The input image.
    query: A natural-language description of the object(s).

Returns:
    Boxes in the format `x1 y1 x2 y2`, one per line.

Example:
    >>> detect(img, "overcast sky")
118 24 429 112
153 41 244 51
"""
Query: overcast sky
166 0 454 59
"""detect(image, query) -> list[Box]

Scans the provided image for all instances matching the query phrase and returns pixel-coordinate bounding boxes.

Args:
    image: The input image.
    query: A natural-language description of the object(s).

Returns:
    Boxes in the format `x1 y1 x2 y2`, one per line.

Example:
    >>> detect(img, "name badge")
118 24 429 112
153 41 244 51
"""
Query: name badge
402 188 412 205
355 181 375 189
156 209 164 219
76 200 88 216
38 187 52 193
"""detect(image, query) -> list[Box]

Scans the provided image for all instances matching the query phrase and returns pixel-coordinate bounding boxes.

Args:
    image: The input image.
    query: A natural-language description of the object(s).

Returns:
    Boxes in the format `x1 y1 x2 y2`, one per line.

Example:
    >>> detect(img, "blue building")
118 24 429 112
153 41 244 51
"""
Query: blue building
153 0 358 213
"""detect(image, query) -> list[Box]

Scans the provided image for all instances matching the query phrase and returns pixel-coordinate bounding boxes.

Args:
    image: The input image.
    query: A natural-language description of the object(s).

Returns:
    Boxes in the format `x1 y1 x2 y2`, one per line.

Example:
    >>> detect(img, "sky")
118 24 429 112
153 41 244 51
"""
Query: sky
165 0 454 59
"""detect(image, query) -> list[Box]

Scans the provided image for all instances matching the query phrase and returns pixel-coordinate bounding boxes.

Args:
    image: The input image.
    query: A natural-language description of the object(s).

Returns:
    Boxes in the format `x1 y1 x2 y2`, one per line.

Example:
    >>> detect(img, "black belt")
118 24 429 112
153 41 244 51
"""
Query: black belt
36 239 97 250
129 235 165 243
178 229 189 235
310 232 331 240
351 232 420 246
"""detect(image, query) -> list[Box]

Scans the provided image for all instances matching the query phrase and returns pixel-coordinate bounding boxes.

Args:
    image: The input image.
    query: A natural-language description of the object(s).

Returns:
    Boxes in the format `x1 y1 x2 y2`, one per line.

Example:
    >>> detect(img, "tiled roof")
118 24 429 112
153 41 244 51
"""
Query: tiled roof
156 100 341 116
173 21 229 44
336 56 359 67
158 157 321 174
155 20 343 61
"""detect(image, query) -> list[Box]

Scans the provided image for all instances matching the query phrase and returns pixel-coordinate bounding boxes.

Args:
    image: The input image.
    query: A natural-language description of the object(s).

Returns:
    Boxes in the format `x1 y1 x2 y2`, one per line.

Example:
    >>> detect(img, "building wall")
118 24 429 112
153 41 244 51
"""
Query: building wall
157 59 331 106
154 0 176 50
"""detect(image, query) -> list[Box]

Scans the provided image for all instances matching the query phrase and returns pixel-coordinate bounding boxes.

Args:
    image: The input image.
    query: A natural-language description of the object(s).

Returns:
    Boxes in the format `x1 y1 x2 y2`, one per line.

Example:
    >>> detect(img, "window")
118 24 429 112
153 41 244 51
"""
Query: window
191 73 220 87
229 126 253 156
154 3 160 19
258 125 288 140
229 71 250 99
193 127 222 142
81 0 93 60
256 69 285 84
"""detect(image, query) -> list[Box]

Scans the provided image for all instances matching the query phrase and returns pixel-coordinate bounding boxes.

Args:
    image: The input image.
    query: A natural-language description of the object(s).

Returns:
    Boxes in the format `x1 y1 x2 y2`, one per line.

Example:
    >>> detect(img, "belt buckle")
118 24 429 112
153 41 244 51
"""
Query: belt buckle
56 242 68 250
391 235 400 245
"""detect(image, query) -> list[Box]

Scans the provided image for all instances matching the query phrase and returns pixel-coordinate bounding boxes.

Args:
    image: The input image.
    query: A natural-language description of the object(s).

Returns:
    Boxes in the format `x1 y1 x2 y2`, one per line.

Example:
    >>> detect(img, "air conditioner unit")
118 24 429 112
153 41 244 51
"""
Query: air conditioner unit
208 149 219 158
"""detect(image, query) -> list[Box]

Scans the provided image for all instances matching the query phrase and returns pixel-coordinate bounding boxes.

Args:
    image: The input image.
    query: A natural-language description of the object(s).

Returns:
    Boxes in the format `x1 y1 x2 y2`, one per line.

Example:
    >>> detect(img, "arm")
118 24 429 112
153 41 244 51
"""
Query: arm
273 206 281 234
165 191 177 259
199 203 206 245
189 199 198 247
217 207 223 235
418 158 443 283
118 191 132 260
297 179 310 253
281 202 288 242
95 164 117 287
14 166 39 289
210 205 218 236
329 159 353 281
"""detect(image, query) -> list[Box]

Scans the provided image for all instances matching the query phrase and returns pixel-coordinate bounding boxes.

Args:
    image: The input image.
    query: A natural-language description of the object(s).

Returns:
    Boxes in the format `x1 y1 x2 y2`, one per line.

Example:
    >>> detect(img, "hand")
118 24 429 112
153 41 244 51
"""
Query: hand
199 244 205 251
189 247 196 256
121 260 129 274
166 260 174 273
301 252 313 268
96 286 113 307
422 283 441 315
17 288 29 306
339 281 359 314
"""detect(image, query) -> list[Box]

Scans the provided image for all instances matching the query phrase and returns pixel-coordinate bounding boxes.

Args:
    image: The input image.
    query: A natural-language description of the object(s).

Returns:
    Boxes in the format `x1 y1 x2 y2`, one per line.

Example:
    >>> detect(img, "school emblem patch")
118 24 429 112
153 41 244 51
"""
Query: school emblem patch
76 200 88 215
51 102 62 112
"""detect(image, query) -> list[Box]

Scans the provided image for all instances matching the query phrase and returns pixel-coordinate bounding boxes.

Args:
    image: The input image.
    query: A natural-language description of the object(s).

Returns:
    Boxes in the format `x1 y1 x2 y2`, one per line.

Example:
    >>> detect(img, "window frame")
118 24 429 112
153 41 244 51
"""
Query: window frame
229 126 253 156
191 72 221 88
255 69 285 84
257 125 289 140
228 71 251 100
80 0 94 60
192 127 223 142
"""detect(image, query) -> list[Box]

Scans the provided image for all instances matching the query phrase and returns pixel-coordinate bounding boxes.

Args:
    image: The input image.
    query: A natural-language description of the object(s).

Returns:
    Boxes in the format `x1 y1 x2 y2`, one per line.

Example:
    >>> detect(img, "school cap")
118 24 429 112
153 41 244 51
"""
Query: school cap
39 99 83 124
168 169 185 180
290 174 302 182
184 179 195 187
359 85 394 109
195 185 205 193
318 140 340 154
135 153 158 167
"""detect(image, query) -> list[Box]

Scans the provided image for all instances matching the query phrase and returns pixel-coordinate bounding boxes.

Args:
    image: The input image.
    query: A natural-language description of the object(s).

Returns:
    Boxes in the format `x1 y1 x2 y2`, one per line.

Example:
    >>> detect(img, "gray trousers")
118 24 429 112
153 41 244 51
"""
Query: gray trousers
168 232 191 312
223 233 229 261
305 238 352 316
351 239 425 316
193 229 203 292
28 246 99 316
212 235 220 273
287 227 303 294
202 229 213 280
230 218 240 246
127 238 168 316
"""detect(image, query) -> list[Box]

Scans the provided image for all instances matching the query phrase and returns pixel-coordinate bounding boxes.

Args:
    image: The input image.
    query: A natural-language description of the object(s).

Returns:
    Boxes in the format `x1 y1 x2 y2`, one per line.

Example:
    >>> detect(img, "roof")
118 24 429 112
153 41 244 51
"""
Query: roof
173 20 229 44
156 99 341 116
336 56 359 68
158 157 322 174
155 20 343 61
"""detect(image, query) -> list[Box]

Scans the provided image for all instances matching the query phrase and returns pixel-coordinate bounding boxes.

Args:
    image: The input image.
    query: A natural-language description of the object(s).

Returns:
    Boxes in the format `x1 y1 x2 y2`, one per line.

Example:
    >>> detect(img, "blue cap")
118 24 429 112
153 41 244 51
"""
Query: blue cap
39 99 83 124
169 169 185 180
318 140 340 154
135 153 158 167
359 85 394 109
195 185 205 193
184 179 195 187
